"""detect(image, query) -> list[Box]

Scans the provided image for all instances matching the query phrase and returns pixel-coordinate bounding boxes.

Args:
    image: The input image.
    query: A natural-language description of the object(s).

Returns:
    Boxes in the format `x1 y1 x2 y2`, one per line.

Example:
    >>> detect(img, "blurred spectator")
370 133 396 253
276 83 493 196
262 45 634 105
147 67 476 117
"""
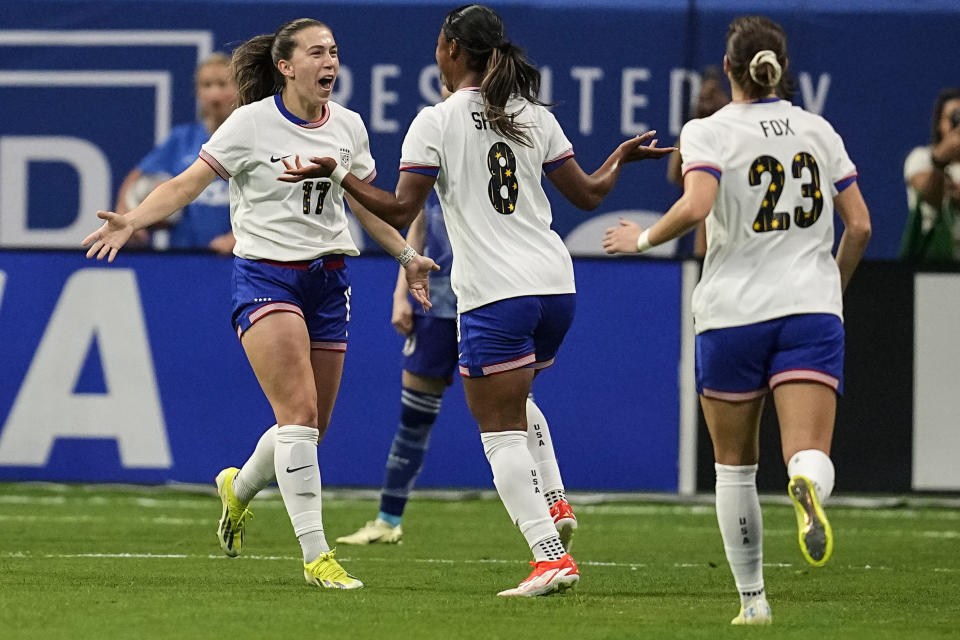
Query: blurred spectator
115 53 237 254
667 66 731 256
901 88 960 263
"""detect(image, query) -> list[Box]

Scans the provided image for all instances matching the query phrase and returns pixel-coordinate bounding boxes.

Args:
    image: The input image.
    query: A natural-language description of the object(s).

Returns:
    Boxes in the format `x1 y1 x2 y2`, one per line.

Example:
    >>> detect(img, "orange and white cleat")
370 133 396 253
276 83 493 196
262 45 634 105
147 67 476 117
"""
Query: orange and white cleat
550 499 578 550
497 553 579 597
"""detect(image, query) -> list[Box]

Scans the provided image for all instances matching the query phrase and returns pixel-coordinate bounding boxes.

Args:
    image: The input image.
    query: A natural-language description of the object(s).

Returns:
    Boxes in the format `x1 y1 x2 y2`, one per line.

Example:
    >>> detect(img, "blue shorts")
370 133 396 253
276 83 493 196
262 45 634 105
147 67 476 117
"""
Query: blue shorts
231 255 350 351
402 314 459 382
457 294 576 378
696 313 845 400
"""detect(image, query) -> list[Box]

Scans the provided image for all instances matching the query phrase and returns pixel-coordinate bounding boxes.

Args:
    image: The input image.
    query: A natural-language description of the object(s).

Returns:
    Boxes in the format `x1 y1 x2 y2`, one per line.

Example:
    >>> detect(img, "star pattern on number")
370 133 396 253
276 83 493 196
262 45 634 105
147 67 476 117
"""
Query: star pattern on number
505 169 512 177
508 203 515 211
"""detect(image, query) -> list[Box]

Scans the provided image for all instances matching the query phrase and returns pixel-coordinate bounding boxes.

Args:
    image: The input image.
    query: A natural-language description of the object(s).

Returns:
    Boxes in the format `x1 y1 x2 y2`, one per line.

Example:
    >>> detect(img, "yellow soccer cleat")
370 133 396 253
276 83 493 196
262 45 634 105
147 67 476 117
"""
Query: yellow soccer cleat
335 519 403 545
788 475 834 567
731 597 773 625
304 550 364 589
215 467 252 558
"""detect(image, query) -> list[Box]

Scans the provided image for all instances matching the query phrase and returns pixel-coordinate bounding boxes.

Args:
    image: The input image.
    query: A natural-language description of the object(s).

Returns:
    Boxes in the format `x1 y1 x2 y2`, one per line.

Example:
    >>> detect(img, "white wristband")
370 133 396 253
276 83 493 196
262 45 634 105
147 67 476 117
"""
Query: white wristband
329 164 349 185
396 244 418 267
636 229 653 253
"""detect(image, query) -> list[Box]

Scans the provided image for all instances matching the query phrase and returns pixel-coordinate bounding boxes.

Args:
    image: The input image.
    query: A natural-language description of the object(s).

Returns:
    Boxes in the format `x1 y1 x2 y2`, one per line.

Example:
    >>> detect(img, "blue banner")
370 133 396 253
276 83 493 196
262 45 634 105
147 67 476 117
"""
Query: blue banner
2 0 957 258
0 251 682 490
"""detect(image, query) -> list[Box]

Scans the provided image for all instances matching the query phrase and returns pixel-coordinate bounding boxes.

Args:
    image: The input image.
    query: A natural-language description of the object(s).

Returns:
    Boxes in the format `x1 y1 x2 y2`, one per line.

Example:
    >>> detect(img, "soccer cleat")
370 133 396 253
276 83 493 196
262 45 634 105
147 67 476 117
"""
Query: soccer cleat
788 475 833 566
303 550 364 589
335 519 403 545
215 467 252 558
550 499 578 551
497 553 579 597
731 597 773 625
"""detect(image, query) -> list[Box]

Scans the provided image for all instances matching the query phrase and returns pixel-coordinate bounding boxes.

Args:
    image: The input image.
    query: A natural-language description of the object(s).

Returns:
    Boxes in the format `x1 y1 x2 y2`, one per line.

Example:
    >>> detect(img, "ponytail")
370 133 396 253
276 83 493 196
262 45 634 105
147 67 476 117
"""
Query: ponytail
232 34 281 106
725 15 792 101
442 4 548 147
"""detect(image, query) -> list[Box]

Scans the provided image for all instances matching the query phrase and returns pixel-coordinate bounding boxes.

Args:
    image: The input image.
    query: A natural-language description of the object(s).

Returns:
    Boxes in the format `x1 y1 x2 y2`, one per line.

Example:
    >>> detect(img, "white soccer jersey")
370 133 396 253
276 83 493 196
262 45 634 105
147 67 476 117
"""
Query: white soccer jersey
200 94 376 262
681 99 858 333
399 88 576 313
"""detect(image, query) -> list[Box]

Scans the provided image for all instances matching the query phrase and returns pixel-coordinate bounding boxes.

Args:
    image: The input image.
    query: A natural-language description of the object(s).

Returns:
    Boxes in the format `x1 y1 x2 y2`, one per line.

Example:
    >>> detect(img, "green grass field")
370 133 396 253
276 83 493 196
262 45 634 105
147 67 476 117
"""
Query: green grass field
1 483 957 639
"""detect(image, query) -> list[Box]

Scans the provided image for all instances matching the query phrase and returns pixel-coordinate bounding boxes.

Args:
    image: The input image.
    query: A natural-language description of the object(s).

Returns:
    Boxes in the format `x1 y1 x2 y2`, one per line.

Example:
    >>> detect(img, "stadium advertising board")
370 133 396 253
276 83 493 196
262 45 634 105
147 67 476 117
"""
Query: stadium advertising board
0 251 684 490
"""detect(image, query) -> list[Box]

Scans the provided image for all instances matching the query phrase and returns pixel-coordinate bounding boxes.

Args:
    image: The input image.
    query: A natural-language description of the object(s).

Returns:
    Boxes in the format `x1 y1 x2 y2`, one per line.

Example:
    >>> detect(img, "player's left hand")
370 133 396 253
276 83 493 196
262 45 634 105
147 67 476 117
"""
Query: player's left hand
276 155 337 182
619 131 676 163
404 254 440 312
603 218 644 254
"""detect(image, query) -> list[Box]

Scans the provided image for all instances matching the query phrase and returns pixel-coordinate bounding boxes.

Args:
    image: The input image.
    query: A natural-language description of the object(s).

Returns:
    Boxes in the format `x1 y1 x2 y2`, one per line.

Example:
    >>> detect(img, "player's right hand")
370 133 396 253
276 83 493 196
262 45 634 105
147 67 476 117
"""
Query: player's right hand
81 210 135 262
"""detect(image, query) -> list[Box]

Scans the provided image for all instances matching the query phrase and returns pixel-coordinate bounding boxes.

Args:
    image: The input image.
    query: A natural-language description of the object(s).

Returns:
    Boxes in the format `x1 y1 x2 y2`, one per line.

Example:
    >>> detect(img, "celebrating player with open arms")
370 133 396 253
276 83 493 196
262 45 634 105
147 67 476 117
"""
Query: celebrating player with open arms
277 4 673 597
82 18 438 591
604 15 871 625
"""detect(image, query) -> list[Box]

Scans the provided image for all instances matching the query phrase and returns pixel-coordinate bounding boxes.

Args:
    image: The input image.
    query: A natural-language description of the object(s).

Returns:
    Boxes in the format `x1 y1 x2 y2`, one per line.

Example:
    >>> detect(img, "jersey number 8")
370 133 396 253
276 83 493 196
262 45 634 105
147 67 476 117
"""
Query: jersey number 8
748 151 823 233
486 142 519 215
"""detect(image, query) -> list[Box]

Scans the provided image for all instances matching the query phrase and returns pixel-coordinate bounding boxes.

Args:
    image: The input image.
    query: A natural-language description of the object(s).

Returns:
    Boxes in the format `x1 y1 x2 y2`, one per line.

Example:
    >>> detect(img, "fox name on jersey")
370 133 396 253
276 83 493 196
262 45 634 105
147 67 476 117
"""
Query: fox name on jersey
681 98 858 333
200 94 376 262
399 88 576 313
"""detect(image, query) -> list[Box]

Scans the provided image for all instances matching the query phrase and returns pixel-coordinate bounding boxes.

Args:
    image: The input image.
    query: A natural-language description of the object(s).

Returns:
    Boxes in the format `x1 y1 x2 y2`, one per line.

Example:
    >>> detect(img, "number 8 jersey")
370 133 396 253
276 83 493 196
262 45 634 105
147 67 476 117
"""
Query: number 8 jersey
399 88 576 313
680 98 858 333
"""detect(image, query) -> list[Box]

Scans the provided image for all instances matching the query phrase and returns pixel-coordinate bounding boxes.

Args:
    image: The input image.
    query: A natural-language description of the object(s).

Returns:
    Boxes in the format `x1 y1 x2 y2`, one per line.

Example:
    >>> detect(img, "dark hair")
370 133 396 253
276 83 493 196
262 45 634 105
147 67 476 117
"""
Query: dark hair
725 15 794 101
232 18 328 106
930 87 960 144
442 4 547 146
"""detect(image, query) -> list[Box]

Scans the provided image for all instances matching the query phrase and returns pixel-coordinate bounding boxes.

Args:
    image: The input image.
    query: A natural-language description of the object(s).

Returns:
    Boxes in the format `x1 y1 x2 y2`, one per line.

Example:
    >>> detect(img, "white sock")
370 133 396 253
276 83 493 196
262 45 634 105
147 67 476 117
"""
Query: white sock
787 449 835 502
233 424 278 505
715 463 764 603
481 430 561 561
525 395 565 498
274 425 329 563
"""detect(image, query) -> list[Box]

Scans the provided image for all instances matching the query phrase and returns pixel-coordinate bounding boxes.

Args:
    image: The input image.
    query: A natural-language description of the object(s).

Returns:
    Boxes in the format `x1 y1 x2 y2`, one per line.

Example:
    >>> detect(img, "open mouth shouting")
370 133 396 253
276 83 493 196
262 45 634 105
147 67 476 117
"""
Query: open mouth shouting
318 75 336 91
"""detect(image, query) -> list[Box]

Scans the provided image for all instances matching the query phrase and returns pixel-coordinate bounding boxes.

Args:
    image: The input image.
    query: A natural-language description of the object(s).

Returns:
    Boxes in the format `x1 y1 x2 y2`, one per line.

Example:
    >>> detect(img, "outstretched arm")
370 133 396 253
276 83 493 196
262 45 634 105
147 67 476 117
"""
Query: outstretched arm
82 158 217 261
547 131 676 211
278 156 433 229
603 170 717 254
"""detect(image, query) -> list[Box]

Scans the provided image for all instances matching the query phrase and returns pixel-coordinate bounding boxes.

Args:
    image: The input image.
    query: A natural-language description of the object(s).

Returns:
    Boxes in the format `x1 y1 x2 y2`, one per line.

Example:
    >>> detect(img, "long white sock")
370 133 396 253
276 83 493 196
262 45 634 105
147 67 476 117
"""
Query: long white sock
715 463 764 603
525 395 565 506
481 430 563 561
787 449 835 502
233 424 278 505
274 425 329 563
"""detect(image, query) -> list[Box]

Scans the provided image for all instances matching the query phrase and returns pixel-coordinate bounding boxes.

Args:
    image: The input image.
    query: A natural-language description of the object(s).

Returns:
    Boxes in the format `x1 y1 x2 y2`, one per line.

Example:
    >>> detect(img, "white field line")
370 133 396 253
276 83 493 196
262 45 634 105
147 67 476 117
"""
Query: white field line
0 551 924 573
1 512 957 540
2 494 959 521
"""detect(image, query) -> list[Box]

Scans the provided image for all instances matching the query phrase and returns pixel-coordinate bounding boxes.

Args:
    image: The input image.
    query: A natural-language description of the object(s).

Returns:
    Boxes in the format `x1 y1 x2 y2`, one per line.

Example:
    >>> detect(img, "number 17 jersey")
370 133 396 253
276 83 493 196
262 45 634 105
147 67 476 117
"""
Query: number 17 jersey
680 99 858 333
400 89 576 313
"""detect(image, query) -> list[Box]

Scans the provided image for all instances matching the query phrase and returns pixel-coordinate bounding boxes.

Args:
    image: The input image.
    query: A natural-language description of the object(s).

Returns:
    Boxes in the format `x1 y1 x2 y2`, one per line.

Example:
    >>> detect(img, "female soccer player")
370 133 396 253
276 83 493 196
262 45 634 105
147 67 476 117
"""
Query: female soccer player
277 3 673 596
603 15 871 625
82 18 437 591
337 192 577 549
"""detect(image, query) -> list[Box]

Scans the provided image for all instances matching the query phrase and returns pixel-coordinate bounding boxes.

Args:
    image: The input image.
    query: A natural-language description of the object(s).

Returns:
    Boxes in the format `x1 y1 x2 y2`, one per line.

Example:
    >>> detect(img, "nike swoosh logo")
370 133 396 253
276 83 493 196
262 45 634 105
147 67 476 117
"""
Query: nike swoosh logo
270 154 292 163
285 464 312 473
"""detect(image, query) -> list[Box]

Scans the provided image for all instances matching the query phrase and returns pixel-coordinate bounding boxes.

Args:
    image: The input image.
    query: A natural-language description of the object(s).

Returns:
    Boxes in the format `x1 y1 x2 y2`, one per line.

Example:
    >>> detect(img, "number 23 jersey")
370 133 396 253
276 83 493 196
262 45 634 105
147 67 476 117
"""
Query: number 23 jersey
400 88 576 313
680 99 858 333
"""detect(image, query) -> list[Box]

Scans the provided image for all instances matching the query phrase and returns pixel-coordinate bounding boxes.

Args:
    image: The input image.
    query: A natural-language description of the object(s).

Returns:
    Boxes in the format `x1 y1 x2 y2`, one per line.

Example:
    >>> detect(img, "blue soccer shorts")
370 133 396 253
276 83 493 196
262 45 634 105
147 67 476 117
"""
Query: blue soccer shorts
401 314 459 383
457 294 576 378
231 255 351 351
696 313 845 400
